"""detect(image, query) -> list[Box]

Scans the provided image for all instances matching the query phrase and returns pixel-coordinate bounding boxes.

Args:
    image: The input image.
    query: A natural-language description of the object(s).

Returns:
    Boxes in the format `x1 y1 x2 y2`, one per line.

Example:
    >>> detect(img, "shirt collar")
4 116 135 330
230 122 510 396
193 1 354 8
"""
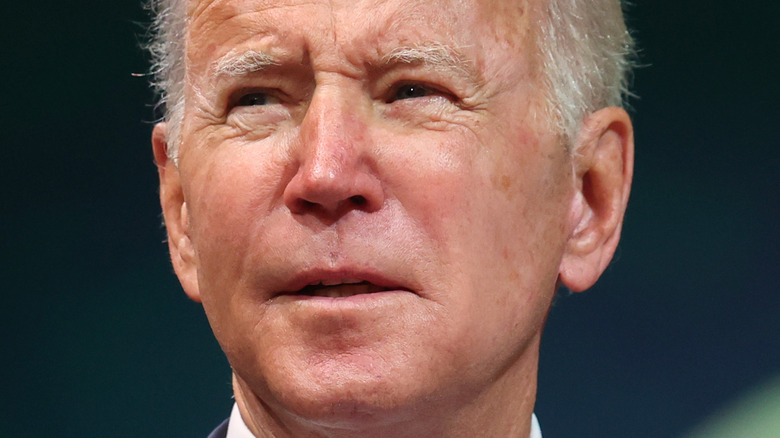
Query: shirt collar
530 413 543 438
226 403 256 438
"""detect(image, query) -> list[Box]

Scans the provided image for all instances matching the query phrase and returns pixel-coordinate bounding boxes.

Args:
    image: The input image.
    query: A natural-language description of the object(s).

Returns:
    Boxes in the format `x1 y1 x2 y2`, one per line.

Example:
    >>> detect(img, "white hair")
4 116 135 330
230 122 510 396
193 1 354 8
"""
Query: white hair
536 0 635 147
146 0 186 163
145 0 634 161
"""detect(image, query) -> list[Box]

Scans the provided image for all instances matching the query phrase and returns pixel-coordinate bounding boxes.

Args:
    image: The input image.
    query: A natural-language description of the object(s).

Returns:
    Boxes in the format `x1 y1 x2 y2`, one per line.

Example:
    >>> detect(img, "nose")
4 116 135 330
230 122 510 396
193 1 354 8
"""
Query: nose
283 89 384 220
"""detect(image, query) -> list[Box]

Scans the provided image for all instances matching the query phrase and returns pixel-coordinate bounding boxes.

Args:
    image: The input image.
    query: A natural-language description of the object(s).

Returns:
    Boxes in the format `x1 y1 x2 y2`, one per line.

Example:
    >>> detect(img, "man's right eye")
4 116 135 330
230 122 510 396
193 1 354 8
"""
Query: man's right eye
237 92 273 106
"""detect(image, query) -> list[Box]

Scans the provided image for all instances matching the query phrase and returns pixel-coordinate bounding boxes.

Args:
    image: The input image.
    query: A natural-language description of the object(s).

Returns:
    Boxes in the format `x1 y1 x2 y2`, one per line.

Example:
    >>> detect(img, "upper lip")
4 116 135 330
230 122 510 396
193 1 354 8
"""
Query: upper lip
277 268 410 296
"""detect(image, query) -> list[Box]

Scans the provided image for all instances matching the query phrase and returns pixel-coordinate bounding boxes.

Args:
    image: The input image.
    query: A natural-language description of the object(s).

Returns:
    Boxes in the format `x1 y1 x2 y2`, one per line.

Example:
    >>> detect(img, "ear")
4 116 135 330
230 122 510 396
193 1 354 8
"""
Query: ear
559 107 634 292
153 123 202 303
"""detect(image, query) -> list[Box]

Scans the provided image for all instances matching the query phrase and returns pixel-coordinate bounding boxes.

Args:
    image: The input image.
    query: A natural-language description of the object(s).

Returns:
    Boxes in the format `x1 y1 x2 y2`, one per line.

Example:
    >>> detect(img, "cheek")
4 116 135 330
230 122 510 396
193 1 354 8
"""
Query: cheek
187 134 290 227
181 144 290 290
427 127 570 301
488 140 572 268
377 132 483 240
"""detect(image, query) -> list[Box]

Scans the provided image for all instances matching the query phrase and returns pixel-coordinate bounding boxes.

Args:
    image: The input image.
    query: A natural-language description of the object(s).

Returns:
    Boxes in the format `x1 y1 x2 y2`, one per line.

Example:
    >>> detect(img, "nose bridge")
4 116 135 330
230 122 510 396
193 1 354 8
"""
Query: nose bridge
284 82 383 218
301 86 363 178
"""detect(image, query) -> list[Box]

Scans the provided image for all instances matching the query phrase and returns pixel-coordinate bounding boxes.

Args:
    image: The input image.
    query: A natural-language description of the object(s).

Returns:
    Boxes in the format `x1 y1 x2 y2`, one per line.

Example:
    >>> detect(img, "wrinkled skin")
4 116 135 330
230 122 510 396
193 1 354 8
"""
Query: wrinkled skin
153 0 634 436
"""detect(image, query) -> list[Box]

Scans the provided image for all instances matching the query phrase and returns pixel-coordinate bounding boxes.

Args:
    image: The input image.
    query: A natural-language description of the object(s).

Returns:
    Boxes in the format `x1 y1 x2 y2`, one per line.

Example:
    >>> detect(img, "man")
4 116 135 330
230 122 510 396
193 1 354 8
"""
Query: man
147 0 635 436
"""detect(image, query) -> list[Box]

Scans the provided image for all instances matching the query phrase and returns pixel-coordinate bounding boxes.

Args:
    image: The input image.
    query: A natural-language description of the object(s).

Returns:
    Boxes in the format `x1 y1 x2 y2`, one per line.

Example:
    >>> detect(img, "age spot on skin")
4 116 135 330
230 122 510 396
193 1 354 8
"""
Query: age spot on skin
500 175 512 191
491 172 514 198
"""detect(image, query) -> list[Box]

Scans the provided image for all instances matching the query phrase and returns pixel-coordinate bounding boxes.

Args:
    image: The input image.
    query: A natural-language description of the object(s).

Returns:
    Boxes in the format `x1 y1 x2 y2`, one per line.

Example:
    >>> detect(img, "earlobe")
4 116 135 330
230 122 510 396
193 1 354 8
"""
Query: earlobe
153 123 202 302
559 107 634 292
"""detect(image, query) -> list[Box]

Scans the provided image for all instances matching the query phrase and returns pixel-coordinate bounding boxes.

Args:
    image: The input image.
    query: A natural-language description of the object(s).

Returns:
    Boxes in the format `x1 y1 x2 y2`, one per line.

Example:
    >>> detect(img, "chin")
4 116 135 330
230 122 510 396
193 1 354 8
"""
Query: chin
241 350 444 428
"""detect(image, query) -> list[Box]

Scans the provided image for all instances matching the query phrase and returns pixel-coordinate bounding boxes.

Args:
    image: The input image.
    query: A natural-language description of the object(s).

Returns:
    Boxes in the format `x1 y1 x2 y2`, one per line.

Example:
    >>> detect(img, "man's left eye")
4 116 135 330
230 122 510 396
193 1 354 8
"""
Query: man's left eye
390 83 443 102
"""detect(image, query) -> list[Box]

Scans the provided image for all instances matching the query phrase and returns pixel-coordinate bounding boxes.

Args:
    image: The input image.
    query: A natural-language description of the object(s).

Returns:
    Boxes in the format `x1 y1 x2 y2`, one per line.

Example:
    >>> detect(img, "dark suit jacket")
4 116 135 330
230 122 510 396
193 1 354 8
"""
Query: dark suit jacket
207 418 229 438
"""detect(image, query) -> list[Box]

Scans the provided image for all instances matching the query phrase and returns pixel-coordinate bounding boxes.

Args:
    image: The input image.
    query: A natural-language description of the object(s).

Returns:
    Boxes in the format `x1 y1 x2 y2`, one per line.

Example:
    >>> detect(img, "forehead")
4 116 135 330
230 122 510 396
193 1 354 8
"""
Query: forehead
185 0 536 76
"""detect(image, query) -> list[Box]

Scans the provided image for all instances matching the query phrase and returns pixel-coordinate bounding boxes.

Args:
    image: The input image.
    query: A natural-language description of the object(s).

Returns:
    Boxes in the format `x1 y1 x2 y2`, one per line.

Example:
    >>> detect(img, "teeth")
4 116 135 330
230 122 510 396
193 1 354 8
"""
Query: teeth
304 282 386 298
319 278 362 286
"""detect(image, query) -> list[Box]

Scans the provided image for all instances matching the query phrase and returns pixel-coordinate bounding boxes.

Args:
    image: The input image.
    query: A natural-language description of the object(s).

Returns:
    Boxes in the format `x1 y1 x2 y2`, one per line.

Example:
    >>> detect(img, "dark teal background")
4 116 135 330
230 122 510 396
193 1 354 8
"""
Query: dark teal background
2 1 778 436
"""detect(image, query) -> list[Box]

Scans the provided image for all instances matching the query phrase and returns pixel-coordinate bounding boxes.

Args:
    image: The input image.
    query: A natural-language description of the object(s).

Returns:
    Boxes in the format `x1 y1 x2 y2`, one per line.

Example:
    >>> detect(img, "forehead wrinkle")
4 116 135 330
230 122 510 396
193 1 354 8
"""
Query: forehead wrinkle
187 0 322 64
189 0 319 27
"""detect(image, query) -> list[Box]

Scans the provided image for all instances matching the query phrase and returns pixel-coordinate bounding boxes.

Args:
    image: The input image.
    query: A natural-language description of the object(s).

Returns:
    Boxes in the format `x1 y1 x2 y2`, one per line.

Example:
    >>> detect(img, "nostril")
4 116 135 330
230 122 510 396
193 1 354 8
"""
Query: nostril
349 195 367 206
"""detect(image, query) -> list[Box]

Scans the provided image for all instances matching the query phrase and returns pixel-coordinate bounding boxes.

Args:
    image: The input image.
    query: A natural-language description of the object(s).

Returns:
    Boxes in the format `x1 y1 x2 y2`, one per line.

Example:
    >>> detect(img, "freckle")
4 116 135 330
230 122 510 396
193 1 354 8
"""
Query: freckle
500 175 512 191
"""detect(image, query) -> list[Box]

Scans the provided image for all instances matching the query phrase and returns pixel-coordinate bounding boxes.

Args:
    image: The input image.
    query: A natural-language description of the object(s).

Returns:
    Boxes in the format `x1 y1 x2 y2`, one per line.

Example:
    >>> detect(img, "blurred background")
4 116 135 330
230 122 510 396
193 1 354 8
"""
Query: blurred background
2 1 778 436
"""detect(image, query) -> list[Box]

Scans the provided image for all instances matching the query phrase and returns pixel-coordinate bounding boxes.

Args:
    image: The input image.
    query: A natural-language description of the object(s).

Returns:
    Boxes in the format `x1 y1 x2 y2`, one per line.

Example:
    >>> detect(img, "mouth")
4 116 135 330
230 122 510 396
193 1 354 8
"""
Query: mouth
276 272 412 301
296 280 390 298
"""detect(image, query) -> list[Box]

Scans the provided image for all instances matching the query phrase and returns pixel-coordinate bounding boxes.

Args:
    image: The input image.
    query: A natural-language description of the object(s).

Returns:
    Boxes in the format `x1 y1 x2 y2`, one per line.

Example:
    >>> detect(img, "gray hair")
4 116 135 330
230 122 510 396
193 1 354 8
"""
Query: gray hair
537 0 635 148
146 0 186 162
145 0 634 161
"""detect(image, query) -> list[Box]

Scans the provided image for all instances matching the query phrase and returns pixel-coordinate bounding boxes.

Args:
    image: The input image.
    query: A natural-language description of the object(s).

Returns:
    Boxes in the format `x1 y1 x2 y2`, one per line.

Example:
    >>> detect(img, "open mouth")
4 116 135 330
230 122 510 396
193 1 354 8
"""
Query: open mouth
295 280 390 298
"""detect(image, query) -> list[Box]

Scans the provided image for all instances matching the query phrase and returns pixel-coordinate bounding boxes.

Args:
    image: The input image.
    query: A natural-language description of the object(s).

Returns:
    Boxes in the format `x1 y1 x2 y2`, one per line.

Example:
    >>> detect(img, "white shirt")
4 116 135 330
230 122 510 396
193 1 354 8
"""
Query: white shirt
226 403 543 438
226 403 255 438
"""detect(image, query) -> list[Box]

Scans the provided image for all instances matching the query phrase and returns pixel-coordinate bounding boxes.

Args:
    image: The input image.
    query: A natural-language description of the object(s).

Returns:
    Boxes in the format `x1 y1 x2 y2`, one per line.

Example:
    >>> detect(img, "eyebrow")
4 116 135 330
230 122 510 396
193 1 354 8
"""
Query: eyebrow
383 43 465 71
209 42 480 84
381 42 480 84
211 49 279 78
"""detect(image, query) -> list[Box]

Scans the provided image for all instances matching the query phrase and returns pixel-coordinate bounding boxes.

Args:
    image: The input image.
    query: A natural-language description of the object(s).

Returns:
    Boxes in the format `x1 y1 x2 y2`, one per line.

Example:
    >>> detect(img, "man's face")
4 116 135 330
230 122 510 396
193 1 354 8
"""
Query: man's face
166 0 578 425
